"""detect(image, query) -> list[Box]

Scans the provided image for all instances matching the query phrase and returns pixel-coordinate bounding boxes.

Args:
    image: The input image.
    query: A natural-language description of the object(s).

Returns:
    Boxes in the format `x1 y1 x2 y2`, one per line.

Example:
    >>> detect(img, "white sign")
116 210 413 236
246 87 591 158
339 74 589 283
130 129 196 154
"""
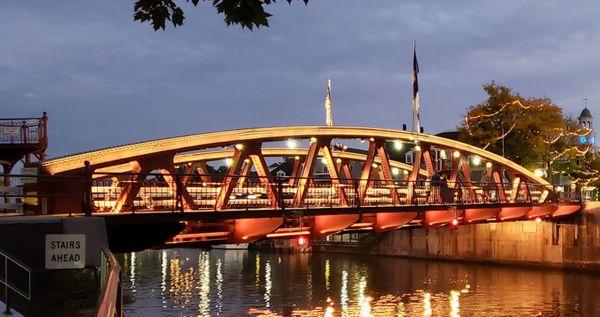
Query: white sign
45 234 86 269
19 167 38 184
1 126 21 137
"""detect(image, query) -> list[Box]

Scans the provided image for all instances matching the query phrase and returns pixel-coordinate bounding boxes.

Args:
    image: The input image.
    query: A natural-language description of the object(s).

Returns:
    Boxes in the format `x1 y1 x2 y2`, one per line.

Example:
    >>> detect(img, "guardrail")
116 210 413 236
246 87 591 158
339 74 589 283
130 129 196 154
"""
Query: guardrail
0 114 47 145
0 249 31 315
96 247 122 317
0 171 582 216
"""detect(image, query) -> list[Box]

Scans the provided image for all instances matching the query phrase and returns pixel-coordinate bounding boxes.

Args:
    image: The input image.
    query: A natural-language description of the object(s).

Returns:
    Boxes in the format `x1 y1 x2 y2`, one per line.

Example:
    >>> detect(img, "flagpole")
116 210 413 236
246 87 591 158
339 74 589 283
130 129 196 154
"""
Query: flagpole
412 40 421 133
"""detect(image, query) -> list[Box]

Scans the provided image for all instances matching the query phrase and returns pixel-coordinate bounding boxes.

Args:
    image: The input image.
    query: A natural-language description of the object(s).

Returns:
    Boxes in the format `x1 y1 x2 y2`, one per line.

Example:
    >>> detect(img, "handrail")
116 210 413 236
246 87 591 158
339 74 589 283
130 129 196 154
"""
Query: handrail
0 249 31 315
96 247 122 317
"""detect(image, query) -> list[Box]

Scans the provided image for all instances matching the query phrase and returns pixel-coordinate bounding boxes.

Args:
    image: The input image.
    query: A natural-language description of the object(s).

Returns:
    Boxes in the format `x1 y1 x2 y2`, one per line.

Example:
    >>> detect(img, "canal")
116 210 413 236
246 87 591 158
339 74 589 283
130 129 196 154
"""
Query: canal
121 248 600 316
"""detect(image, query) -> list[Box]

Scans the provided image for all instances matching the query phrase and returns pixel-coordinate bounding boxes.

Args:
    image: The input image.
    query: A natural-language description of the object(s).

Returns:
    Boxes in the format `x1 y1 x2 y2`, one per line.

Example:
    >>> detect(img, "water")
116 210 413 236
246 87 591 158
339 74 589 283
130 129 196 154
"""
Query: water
121 249 600 316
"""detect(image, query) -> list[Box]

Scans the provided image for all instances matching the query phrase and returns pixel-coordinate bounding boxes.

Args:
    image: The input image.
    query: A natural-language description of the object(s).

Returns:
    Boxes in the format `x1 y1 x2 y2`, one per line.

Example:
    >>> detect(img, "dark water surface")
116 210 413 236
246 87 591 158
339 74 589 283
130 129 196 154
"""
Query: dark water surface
120 249 600 316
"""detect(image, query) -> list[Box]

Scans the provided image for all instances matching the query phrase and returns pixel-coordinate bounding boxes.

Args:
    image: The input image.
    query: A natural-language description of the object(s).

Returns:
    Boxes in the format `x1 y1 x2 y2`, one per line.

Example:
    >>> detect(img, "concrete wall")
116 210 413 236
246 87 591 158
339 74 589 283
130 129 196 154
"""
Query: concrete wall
367 202 600 270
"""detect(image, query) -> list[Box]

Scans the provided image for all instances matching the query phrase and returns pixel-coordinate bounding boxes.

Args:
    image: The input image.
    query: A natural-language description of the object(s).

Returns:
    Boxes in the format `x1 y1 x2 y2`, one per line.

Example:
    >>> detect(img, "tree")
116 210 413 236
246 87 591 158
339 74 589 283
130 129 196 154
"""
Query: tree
458 83 593 175
134 0 309 31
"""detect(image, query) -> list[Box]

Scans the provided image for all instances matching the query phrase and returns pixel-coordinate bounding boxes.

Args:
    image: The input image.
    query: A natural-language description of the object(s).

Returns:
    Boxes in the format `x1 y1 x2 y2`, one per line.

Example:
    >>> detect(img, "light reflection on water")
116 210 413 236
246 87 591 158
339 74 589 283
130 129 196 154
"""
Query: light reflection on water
121 249 600 316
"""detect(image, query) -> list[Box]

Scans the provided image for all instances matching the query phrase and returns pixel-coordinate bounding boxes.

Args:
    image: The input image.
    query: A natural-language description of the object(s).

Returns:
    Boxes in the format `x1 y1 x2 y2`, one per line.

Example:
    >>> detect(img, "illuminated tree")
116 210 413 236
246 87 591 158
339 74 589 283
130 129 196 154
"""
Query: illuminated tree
458 83 593 175
134 0 309 31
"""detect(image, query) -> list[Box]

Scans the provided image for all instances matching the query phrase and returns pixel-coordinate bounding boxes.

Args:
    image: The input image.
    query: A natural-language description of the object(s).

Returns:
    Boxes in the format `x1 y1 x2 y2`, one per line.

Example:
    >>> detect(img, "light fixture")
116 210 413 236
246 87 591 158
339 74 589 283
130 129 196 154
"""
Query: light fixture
336 158 342 164
294 156 300 160
393 140 403 150
471 156 481 166
485 162 493 168
439 150 447 160
310 137 317 143
225 158 233 167
451 219 459 226
369 137 375 142
321 157 328 164
392 167 400 176
534 168 544 178
453 151 461 158
287 139 297 148
234 143 244 150
244 158 250 163
372 163 378 168
403 170 409 175
414 145 422 152
534 217 542 223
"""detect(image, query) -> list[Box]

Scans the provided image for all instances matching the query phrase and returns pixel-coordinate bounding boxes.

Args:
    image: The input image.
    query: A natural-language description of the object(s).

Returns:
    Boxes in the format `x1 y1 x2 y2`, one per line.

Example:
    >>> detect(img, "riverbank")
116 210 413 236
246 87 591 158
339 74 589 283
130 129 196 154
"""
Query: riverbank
313 202 600 271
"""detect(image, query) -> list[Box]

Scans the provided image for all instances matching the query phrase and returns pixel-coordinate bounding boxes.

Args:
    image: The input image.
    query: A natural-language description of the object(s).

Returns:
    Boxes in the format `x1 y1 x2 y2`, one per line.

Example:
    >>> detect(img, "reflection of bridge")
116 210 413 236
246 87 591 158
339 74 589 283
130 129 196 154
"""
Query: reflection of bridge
39 126 580 248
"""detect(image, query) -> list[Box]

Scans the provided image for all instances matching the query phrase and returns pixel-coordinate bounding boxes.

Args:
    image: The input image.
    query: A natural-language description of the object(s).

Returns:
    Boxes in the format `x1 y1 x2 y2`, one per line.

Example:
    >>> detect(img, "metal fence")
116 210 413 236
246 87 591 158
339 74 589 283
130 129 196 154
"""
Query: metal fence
0 115 47 145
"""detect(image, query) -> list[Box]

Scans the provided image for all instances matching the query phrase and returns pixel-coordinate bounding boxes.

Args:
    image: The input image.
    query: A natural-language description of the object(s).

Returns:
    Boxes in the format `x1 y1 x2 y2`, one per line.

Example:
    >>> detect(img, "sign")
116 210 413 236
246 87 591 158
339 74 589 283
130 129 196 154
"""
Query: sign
19 167 38 184
45 234 86 269
1 126 21 137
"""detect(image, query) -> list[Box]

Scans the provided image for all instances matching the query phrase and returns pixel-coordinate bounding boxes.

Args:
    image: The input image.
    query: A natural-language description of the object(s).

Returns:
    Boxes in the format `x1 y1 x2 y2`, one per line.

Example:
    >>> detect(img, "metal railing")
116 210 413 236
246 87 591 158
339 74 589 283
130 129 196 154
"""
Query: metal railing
96 247 122 317
0 249 31 315
0 114 47 145
88 172 573 213
0 171 581 216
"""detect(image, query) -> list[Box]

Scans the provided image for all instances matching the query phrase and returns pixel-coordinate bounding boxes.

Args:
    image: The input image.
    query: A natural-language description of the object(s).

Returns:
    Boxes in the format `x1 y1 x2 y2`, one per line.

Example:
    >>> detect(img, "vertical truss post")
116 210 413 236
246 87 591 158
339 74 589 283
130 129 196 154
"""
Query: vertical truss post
375 141 400 205
236 160 253 188
492 169 507 203
288 157 302 186
215 148 246 210
293 139 323 207
248 146 278 208
460 159 477 202
321 144 348 205
159 168 197 211
406 145 423 204
509 175 521 203
358 140 377 205
112 160 151 213
195 162 212 184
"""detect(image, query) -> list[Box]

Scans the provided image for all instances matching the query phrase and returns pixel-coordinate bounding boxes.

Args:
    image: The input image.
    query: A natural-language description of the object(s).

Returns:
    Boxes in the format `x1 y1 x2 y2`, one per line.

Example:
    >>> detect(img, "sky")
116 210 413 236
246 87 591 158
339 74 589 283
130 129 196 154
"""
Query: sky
2 1 599 158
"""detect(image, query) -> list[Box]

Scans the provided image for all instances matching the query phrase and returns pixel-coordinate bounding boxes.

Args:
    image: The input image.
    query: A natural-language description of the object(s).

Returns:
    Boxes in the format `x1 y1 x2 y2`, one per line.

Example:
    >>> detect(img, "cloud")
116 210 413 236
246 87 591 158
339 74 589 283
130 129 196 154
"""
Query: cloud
1 0 598 157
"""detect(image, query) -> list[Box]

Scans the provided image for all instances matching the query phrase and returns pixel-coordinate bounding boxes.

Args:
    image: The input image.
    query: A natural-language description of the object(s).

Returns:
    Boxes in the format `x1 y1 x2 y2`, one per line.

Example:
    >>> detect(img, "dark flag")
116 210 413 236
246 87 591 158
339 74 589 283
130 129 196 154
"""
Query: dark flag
412 40 421 132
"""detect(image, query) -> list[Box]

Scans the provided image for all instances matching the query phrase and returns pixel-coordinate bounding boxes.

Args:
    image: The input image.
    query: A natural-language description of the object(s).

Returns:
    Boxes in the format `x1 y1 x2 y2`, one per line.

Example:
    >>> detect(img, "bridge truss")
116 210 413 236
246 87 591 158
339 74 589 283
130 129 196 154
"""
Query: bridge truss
40 126 581 245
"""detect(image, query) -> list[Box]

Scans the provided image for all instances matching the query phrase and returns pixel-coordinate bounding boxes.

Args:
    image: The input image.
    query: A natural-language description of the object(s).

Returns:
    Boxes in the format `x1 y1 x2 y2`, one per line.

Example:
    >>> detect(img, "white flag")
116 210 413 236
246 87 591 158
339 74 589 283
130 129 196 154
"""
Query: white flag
325 79 333 126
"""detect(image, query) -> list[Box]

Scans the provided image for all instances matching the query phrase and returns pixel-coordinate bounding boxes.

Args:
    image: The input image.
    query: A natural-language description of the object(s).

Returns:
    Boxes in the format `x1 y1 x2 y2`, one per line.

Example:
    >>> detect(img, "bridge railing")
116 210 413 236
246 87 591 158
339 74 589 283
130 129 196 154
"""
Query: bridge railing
86 172 569 213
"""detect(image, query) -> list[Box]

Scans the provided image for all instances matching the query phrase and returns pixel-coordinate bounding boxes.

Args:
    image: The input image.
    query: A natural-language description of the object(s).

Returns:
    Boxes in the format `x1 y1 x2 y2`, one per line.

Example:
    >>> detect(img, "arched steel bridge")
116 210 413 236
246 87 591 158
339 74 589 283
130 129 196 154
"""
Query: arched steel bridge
41 126 580 246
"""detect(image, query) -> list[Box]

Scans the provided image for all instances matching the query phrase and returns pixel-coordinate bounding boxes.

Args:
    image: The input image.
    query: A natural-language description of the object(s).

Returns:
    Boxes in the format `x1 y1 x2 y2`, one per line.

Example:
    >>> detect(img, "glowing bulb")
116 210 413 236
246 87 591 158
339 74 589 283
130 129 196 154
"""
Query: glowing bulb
392 167 400 176
451 219 459 226
414 145 422 152
393 140 403 150
298 236 307 246
453 151 461 158
369 137 375 142
372 163 378 168
244 158 250 163
287 139 297 148
310 137 317 143
403 170 409 175
534 168 544 178
485 162 493 169
471 156 481 166
321 157 328 164
294 156 300 160
534 217 542 223
336 158 342 164
234 143 244 150
225 158 233 167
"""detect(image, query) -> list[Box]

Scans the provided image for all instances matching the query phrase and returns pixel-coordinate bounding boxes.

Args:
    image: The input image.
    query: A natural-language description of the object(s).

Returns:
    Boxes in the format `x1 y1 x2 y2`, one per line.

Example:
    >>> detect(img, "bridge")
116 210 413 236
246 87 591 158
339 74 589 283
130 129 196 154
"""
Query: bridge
28 126 580 250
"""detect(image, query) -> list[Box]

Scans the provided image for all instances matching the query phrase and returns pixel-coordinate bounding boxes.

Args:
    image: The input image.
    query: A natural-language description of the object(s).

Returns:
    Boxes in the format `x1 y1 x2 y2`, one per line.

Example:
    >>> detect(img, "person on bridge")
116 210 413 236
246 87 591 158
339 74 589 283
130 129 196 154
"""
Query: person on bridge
430 171 443 204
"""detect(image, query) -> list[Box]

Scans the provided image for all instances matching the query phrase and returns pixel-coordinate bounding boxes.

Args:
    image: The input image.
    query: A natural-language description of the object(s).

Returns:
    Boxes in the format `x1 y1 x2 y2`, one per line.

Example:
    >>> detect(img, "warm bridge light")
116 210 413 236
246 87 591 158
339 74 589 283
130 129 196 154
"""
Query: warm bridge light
451 219 459 226
471 156 481 166
298 236 307 246
393 140 403 150
534 217 543 223
225 158 233 167
453 151 461 158
534 168 545 178
287 139 297 149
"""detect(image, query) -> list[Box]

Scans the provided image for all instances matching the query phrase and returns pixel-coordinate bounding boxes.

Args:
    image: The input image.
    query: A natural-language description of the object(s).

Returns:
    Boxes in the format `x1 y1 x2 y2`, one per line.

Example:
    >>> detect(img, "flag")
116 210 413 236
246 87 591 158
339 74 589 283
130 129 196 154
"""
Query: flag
412 41 421 133
325 79 333 126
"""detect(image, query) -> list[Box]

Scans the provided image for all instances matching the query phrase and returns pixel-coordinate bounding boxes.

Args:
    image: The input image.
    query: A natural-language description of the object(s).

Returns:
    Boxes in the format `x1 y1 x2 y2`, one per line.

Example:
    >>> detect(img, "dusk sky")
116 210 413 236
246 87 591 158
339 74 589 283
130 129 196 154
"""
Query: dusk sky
2 1 599 158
